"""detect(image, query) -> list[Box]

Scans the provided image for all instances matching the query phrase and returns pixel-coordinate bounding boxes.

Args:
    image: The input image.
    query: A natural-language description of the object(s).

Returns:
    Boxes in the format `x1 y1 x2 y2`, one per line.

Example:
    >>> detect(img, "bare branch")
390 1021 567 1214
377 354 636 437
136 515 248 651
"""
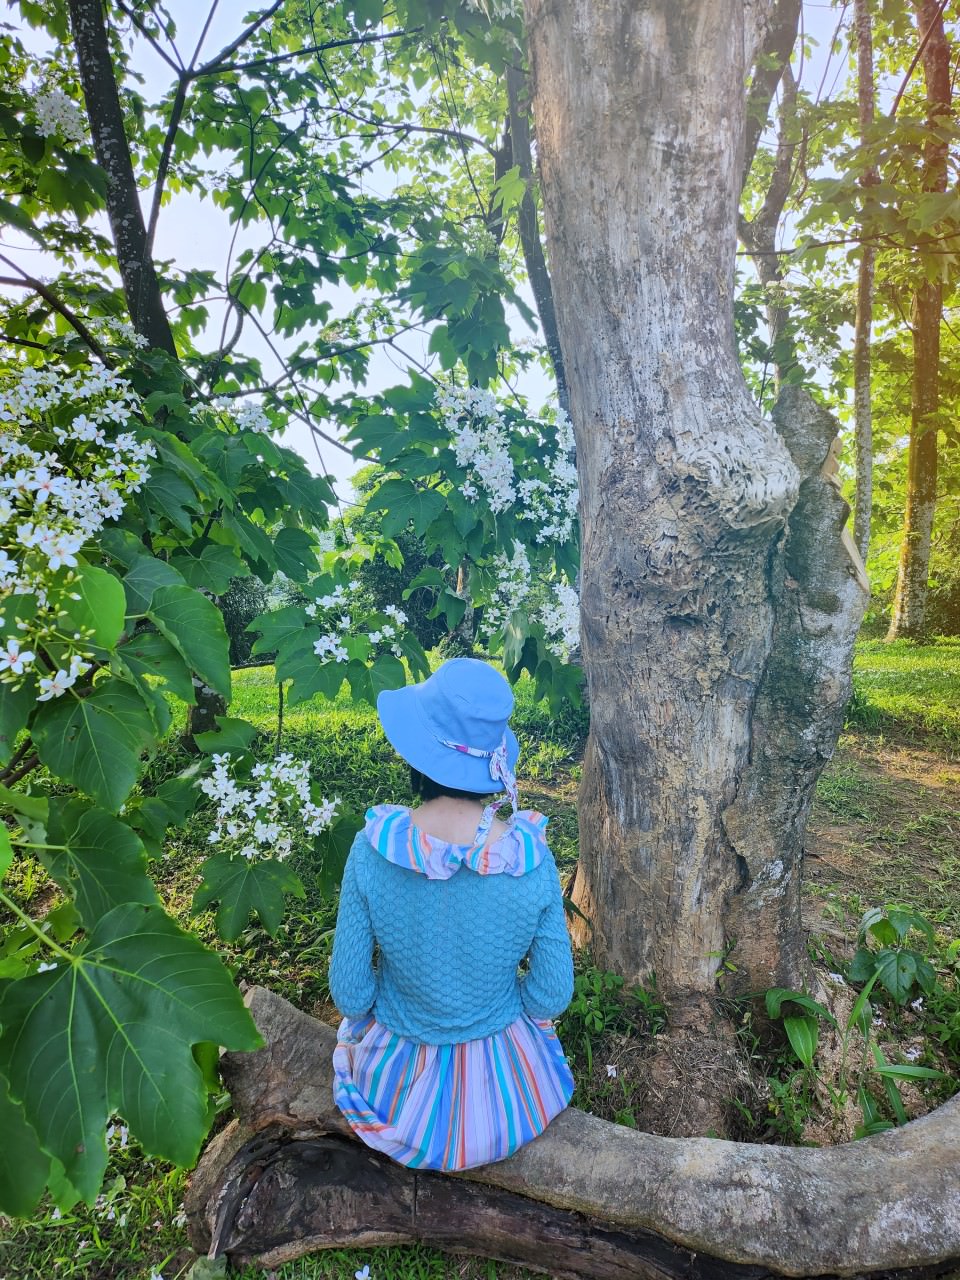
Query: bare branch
0 258 111 362
193 0 286 76
197 28 418 79
741 0 802 192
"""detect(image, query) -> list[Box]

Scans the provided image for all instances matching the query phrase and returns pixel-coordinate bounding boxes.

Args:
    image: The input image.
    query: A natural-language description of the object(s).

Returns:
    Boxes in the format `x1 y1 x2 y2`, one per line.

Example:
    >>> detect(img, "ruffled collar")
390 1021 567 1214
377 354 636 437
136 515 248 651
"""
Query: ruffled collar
363 804 549 881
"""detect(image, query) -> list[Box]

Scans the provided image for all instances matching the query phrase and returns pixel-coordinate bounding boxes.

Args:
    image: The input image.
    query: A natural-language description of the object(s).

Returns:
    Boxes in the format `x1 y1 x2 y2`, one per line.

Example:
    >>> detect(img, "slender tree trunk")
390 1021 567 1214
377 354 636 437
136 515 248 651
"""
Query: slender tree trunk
525 0 868 1132
739 63 801 388
506 65 569 416
853 0 879 562
887 0 951 641
67 0 177 355
70 0 225 741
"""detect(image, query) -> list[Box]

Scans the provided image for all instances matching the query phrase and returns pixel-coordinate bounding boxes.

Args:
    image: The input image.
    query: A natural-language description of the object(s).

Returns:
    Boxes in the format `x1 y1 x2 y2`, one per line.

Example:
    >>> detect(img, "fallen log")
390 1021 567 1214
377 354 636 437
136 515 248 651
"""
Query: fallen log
185 987 960 1279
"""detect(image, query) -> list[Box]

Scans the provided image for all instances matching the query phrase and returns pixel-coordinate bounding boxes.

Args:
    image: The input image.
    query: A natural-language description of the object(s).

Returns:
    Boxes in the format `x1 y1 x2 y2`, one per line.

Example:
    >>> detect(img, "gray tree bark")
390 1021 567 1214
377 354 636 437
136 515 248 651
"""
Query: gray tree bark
523 0 868 1128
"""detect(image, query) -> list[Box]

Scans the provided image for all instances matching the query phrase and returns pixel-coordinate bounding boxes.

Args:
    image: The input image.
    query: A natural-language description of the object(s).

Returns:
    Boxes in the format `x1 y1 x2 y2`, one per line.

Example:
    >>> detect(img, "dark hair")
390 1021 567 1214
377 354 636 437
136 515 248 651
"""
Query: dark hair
410 766 496 803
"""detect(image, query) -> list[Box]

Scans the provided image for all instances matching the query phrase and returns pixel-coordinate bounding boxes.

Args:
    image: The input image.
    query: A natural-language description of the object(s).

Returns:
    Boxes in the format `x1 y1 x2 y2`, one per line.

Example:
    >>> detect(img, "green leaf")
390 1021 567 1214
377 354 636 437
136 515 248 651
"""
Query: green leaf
122 556 188 615
32 679 157 812
192 854 305 942
313 813 362 896
43 800 159 928
764 987 837 1028
248 605 307 656
127 766 204 850
0 679 34 766
374 478 446 538
170 544 246 595
60 562 127 651
847 947 878 984
0 902 263 1204
874 949 919 1006
275 634 345 705
117 630 196 704
395 631 431 681
273 528 320 582
0 196 45 245
193 717 259 755
847 970 881 1034
502 610 529 670
0 826 11 883
0 785 48 846
142 468 199 534
783 1015 818 1069
872 1062 949 1080
351 0 384 24
369 653 406 698
0 1080 50 1217
148 585 231 698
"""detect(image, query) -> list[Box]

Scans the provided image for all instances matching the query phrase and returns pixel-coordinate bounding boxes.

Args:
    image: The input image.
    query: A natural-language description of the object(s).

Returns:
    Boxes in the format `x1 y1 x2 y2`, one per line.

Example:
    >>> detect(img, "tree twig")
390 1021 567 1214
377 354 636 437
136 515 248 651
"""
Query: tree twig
0 259 111 362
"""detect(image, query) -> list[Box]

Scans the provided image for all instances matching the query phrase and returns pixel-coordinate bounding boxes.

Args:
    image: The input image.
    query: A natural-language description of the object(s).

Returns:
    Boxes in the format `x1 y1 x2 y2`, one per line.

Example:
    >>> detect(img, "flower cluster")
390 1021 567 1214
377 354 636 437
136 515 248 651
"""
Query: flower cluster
0 364 154 691
201 752 340 862
539 580 580 661
306 581 407 663
210 396 272 435
34 86 86 145
437 386 578 543
481 541 530 639
438 385 516 514
517 408 578 545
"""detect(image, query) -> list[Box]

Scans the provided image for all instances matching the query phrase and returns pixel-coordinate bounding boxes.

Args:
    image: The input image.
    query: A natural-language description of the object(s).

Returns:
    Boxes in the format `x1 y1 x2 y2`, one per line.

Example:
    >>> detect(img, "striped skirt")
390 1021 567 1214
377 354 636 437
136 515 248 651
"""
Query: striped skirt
332 1013 575 1171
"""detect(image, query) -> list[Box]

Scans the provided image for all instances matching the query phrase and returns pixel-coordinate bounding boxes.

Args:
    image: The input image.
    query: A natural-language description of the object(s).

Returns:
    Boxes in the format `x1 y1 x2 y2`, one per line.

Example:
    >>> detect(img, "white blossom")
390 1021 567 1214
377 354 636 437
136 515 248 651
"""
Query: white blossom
34 87 86 144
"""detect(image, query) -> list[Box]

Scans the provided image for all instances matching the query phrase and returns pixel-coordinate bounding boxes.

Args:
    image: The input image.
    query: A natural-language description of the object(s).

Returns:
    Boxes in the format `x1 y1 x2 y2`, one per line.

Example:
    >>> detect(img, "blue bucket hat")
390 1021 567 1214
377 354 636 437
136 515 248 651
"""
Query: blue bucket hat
376 657 520 801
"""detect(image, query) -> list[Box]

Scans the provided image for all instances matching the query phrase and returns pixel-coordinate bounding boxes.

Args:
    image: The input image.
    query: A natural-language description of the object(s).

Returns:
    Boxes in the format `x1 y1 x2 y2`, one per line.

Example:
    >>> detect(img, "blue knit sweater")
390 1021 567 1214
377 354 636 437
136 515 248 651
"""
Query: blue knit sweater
328 812 574 1045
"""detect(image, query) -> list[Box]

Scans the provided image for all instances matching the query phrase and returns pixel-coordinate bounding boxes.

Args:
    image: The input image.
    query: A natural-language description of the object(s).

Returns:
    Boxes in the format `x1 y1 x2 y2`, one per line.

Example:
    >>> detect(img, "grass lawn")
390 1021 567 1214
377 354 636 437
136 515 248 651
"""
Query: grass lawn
2 639 958 1279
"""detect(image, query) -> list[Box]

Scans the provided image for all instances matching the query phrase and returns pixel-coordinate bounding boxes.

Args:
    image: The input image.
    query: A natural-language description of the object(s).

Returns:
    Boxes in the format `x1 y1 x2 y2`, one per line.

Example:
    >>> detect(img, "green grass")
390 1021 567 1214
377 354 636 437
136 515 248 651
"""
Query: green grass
848 638 960 743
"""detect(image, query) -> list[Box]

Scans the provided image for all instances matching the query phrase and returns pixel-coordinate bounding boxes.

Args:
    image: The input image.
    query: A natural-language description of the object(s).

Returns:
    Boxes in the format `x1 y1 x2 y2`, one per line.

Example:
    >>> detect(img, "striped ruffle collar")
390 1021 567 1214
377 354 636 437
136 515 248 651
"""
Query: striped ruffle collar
363 804 549 881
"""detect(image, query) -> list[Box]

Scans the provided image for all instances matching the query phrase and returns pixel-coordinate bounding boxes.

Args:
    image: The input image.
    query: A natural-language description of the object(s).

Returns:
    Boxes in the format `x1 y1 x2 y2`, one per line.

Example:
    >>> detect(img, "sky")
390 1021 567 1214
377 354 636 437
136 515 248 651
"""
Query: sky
7 1 860 504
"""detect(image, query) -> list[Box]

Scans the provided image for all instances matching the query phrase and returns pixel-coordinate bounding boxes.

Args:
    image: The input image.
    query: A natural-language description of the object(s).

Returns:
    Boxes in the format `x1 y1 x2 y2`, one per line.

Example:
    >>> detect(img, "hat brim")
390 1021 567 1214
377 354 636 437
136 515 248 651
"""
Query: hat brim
377 683 519 794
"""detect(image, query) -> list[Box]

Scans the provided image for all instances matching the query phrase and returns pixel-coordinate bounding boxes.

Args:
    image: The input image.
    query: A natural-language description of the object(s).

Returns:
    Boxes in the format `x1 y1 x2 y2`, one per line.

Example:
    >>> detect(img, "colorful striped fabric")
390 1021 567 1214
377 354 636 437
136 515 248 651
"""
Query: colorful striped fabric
362 804 549 881
332 1011 575 1171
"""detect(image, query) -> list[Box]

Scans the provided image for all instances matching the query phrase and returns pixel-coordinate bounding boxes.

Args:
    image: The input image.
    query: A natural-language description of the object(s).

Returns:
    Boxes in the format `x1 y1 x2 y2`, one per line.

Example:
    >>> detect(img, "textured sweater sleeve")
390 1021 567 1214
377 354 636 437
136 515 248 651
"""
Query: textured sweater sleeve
519 855 574 1020
328 841 378 1019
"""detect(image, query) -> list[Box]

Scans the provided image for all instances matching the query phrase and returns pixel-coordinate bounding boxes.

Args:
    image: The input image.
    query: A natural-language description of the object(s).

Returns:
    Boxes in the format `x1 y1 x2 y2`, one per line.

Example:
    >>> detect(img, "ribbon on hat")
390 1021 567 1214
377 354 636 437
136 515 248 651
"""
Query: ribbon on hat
440 733 518 847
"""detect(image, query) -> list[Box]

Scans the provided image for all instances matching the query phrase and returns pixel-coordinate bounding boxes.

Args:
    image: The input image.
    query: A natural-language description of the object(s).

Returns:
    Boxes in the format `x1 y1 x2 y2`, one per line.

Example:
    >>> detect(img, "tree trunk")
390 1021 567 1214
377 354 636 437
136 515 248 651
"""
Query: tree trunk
739 61 802 389
67 0 177 355
852 0 879 562
70 0 228 740
185 987 960 1279
524 0 867 1131
886 0 951 641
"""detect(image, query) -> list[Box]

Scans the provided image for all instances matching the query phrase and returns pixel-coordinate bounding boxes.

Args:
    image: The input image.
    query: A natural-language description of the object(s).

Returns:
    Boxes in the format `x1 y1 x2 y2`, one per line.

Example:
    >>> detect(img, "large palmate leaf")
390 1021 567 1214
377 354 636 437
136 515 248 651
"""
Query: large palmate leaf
0 903 263 1204
147 584 231 698
122 556 188 614
248 604 308 656
273 527 320 581
0 1081 50 1217
170 543 246 595
43 800 159 928
117 629 197 704
60 562 126 651
274 632 346 705
374 478 446 538
313 813 363 896
0 678 33 766
32 679 157 812
192 854 305 942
